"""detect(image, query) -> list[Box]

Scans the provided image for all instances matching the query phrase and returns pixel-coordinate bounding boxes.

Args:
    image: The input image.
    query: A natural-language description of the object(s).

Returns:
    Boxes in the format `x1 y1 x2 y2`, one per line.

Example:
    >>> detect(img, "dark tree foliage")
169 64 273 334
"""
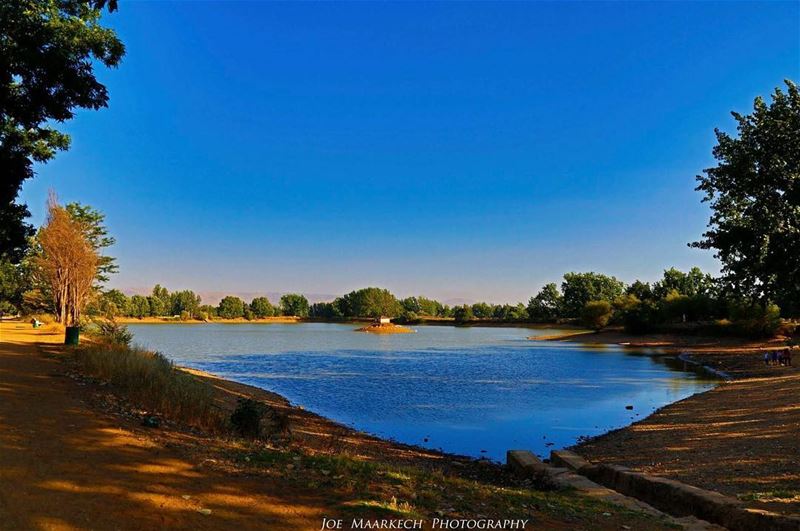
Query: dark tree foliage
582 300 613 331
625 280 654 301
692 80 800 316
452 304 474 323
471 302 494 319
527 283 563 322
0 259 30 313
0 0 124 262
309 301 342 320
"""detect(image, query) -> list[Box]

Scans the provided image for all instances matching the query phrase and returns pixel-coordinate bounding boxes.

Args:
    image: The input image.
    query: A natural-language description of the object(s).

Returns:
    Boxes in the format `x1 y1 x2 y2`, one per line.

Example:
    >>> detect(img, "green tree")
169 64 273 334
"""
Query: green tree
217 296 245 319
401 296 444 316
336 287 401 318
400 297 421 314
250 297 275 318
66 202 117 283
613 293 641 313
309 301 343 320
581 300 613 331
471 302 494 319
150 284 171 316
171 290 200 317
0 260 30 314
418 296 445 317
198 304 217 319
652 267 715 299
561 272 625 317
100 289 129 318
147 296 164 317
129 294 150 319
625 280 654 301
280 293 309 317
692 80 800 316
493 303 527 321
452 304 474 324
0 1 124 262
527 283 563 322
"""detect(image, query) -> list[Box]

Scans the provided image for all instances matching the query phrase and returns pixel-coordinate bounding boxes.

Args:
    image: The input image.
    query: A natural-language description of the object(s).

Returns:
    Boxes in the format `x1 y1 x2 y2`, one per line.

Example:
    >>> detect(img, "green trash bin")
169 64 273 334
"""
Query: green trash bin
65 326 80 345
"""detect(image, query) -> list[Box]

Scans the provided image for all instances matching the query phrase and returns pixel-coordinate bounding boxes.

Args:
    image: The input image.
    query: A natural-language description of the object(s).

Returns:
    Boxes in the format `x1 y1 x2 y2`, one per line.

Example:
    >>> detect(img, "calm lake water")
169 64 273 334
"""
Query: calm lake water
128 322 715 461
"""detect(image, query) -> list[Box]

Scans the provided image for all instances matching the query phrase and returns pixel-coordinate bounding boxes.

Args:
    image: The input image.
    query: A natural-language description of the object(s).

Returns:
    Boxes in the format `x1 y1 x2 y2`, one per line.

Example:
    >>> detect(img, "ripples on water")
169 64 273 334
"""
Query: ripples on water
129 322 715 460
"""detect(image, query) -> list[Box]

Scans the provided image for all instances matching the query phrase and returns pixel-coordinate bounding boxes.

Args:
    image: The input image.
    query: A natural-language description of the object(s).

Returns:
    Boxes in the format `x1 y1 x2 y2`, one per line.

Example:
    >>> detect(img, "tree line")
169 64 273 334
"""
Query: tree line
76 270 784 338
91 288 312 321
0 198 791 339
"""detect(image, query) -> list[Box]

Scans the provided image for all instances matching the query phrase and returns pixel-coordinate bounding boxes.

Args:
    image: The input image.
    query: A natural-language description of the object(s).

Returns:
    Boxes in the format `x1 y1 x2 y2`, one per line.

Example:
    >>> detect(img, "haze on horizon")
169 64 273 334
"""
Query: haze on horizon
18 1 800 304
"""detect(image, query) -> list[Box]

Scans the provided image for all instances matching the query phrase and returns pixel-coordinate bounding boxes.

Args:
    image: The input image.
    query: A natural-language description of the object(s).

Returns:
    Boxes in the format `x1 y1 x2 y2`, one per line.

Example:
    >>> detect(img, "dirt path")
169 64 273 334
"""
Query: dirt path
0 323 333 530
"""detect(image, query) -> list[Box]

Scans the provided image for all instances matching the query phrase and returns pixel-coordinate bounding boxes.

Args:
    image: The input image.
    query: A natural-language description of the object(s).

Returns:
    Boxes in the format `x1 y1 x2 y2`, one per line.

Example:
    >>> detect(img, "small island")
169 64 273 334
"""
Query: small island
356 316 415 334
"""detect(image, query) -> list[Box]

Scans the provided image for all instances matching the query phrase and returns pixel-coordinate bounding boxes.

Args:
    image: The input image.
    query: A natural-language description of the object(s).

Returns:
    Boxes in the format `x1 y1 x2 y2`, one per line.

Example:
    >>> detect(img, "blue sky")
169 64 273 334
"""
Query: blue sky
20 1 800 303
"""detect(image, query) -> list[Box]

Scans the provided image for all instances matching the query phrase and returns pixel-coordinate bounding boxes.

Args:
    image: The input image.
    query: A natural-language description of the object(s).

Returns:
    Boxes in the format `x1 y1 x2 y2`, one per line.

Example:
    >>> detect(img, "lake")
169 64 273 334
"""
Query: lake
128 322 715 461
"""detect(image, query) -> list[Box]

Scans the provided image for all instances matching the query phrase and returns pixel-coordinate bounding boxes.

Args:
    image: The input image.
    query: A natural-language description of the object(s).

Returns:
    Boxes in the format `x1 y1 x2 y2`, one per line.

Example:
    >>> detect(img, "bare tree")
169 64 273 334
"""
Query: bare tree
35 195 99 326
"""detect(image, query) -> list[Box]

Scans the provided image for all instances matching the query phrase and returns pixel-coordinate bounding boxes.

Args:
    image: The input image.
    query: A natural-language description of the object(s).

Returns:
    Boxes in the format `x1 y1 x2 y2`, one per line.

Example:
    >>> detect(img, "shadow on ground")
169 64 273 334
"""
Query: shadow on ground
0 328 334 530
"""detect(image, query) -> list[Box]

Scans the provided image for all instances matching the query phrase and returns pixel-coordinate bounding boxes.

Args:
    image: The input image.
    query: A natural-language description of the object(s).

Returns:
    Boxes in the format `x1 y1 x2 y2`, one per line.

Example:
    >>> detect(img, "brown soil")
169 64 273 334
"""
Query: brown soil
0 321 673 530
551 329 800 516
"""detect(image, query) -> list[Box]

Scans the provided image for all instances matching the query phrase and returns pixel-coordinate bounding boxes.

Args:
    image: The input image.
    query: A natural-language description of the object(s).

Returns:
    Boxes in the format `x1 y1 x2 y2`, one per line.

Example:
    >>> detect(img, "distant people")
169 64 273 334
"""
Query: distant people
783 348 792 367
765 352 771 366
772 350 780 365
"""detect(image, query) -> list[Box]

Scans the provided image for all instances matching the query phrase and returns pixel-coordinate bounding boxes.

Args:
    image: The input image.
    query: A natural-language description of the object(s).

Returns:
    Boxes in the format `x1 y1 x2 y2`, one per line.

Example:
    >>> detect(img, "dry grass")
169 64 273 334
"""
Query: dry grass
74 343 224 430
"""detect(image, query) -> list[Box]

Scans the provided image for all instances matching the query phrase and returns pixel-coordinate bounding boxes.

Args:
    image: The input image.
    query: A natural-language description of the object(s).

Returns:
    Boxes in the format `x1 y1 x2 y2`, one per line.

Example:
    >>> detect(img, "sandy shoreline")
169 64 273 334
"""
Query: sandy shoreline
543 329 800 516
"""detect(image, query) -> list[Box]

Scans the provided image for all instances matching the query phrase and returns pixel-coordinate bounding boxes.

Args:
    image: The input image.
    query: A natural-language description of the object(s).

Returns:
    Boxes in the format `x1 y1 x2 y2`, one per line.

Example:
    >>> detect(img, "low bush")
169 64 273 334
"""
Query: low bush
231 398 266 437
581 300 613 331
74 344 222 430
230 398 290 439
728 302 783 338
622 301 659 334
93 320 134 346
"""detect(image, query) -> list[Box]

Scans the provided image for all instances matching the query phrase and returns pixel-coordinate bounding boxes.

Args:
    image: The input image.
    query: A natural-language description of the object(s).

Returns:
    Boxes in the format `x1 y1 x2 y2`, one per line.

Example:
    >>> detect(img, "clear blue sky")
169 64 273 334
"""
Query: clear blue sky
20 1 800 303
